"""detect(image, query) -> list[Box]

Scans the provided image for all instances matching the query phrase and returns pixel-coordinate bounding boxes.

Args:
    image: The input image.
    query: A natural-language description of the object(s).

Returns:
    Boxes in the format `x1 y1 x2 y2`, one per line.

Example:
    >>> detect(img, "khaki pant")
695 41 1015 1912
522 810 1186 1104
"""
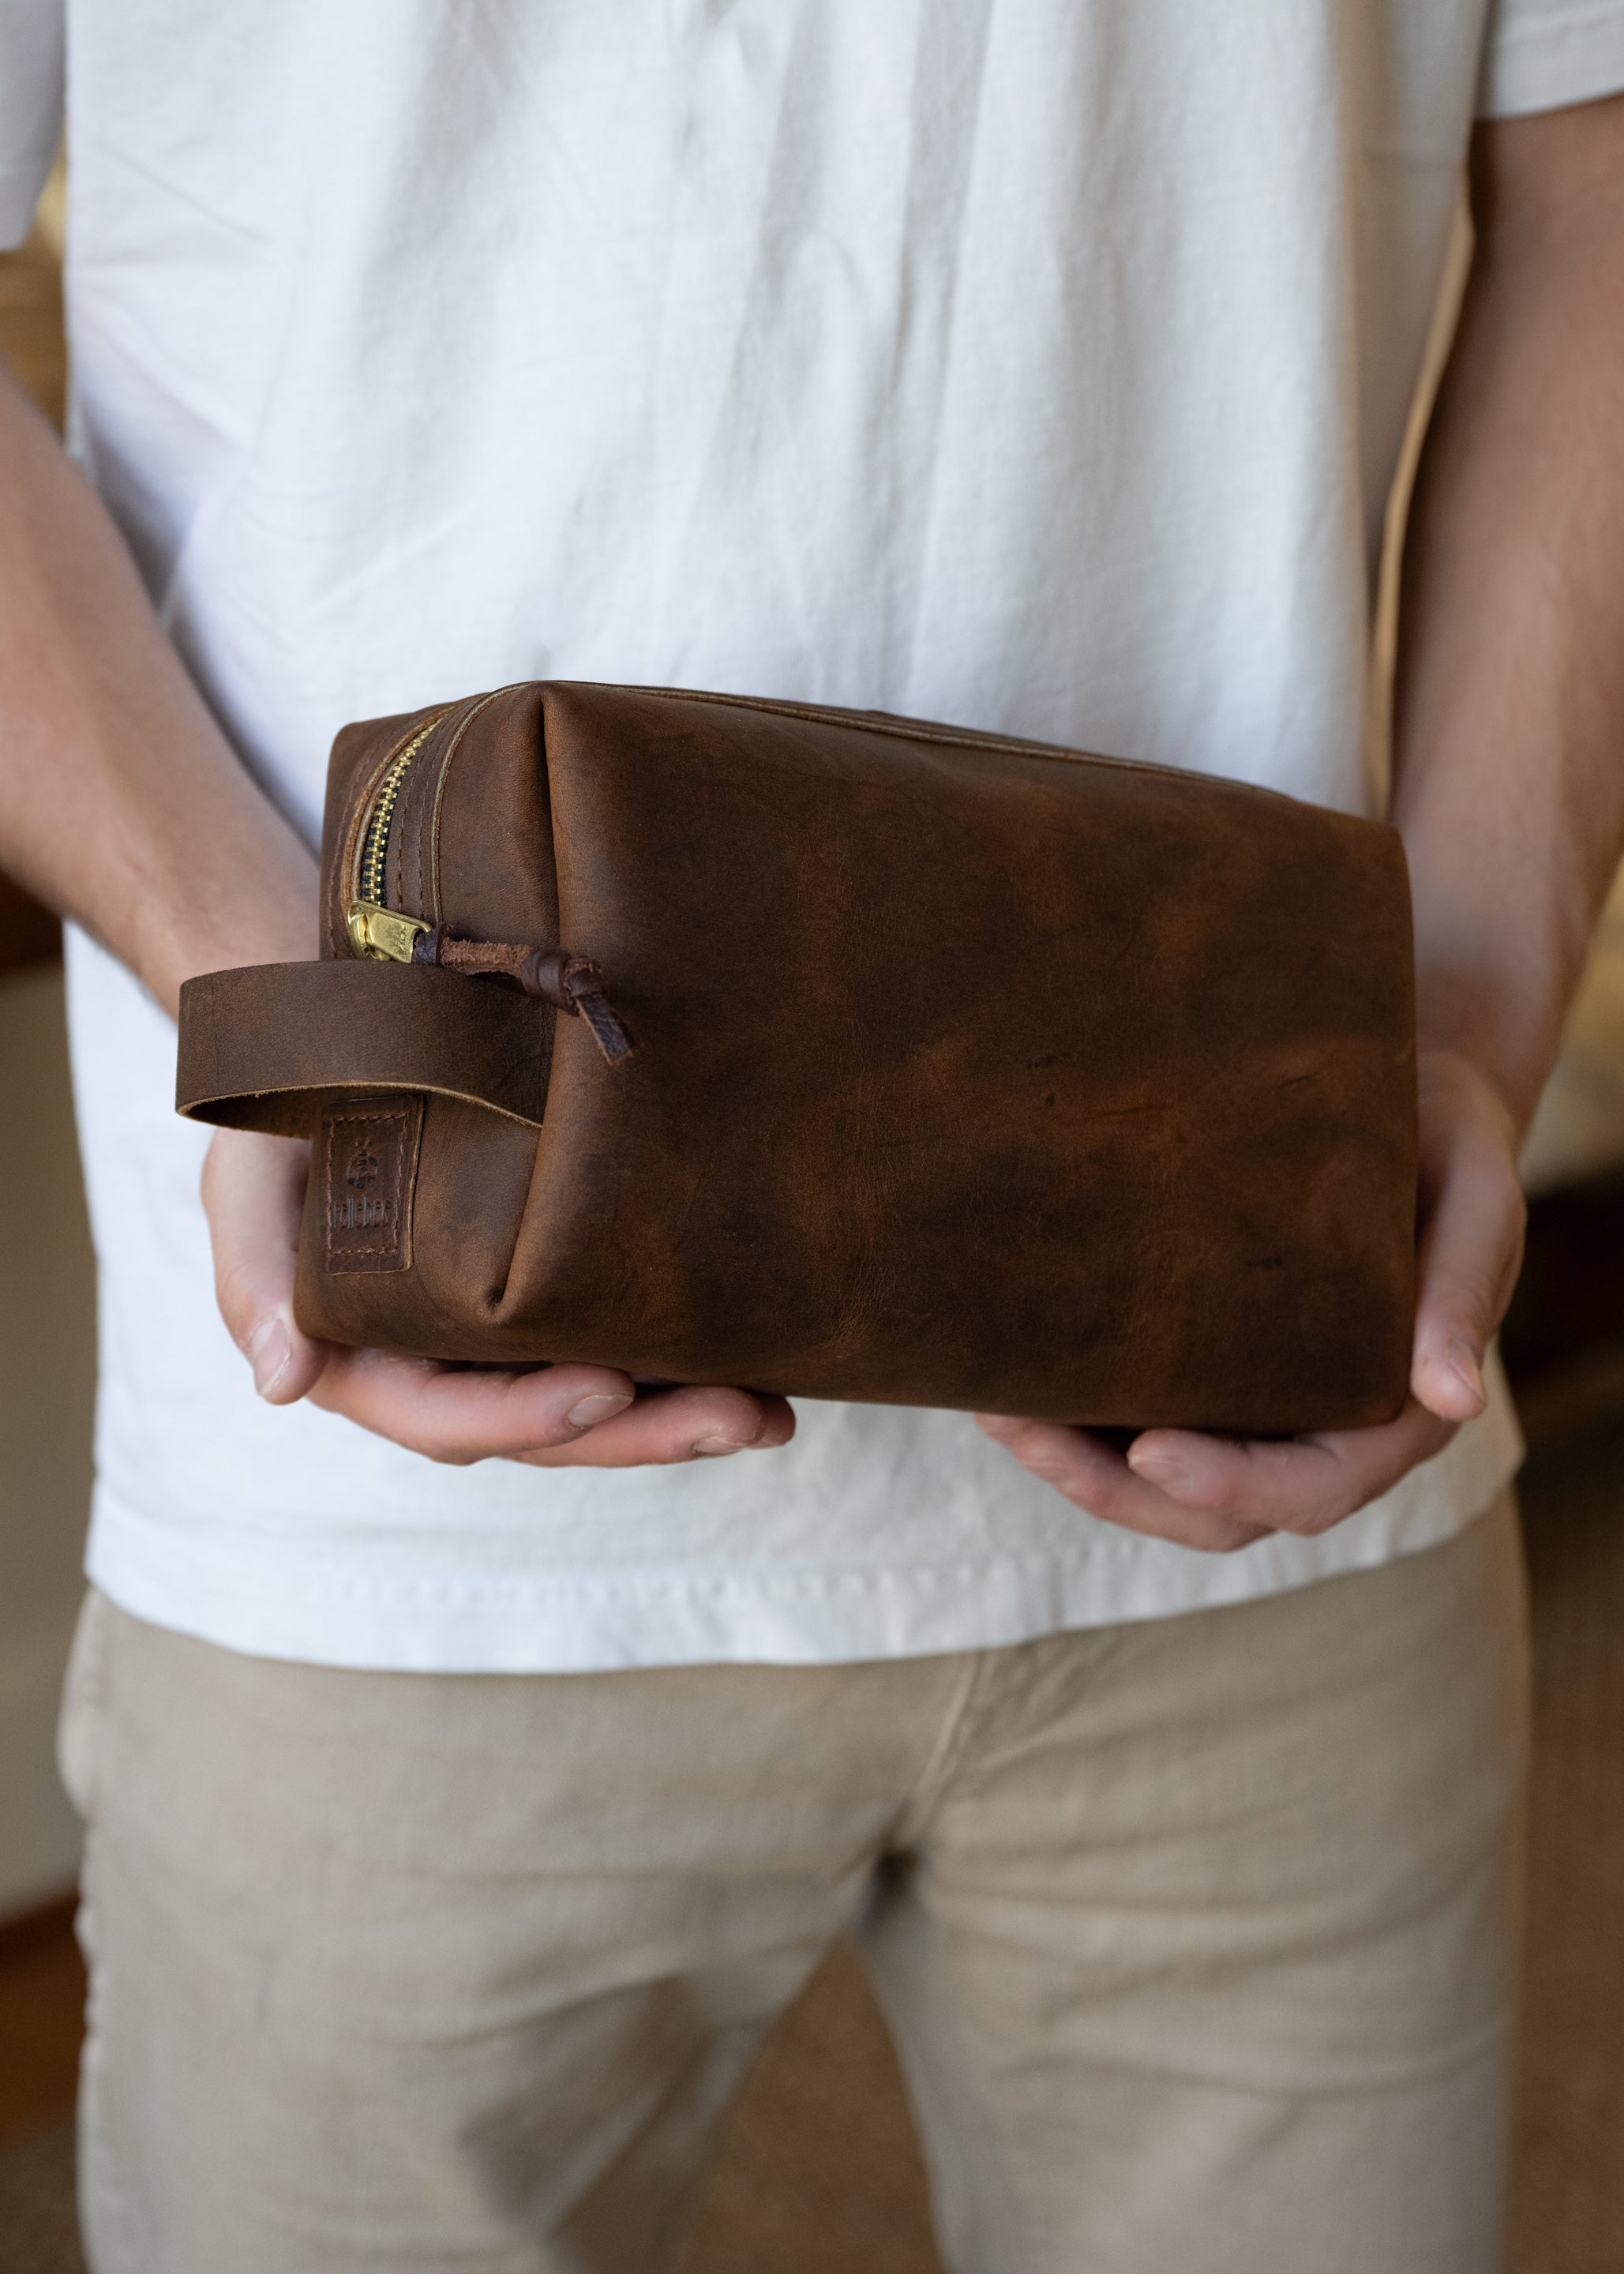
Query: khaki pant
60 1494 1528 2274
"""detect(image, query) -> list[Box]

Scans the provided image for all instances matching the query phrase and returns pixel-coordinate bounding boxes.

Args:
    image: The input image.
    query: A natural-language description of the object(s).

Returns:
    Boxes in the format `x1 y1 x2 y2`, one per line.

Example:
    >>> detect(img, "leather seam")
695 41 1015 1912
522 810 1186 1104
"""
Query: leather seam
395 692 483 923
182 1078 546 1131
488 689 563 1312
425 685 518 925
576 681 1307 812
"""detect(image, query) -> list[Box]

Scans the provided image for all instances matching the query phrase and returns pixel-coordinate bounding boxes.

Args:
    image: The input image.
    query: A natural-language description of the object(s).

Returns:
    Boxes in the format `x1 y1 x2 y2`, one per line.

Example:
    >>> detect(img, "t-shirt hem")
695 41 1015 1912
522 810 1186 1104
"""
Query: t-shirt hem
1478 5 1624 117
83 1458 1519 1674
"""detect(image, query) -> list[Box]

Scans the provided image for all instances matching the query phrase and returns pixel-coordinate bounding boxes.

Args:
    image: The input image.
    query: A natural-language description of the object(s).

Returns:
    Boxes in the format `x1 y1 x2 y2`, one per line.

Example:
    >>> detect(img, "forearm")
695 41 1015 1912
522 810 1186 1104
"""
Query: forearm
1393 94 1624 1133
0 364 315 1015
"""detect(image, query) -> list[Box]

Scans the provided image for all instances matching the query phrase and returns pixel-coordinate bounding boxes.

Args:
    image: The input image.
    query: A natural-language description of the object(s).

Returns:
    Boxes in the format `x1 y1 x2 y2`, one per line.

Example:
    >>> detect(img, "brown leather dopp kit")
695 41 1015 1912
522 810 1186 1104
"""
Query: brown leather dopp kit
177 681 1419 1433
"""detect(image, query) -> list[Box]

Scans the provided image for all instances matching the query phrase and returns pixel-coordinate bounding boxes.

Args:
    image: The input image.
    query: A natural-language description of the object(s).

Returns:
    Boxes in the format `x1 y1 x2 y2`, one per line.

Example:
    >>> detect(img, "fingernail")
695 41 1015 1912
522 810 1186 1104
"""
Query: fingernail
692 1434 750 1457
246 1318 292 1400
1128 1453 1192 1494
566 1392 633 1430
1446 1340 1485 1406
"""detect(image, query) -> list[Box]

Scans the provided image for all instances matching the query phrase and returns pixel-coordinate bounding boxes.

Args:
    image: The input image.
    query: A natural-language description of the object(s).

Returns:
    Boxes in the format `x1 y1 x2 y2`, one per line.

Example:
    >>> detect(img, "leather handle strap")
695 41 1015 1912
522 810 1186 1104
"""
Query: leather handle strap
176 959 554 1136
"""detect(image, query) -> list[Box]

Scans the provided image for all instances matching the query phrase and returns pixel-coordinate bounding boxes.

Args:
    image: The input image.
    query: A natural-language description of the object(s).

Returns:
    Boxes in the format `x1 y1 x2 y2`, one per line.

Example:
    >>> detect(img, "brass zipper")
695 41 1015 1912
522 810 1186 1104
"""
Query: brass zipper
346 713 447 961
343 685 636 1061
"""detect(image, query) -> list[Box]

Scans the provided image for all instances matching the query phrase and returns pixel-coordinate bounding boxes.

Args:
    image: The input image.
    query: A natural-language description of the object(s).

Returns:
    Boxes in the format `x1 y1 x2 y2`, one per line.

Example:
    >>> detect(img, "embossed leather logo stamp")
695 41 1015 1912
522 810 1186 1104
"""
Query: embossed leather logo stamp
322 1097 422 1273
346 1139 380 1188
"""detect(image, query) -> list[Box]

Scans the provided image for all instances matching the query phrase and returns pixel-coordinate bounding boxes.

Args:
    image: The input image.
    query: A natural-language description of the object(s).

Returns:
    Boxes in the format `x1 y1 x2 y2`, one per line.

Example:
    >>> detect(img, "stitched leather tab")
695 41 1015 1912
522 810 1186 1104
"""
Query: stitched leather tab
323 1096 422 1273
176 959 554 1135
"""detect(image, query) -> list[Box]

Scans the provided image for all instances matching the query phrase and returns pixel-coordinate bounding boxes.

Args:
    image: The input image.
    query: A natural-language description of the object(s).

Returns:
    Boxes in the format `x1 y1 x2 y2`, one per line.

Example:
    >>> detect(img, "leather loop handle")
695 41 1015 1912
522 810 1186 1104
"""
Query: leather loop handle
176 959 553 1136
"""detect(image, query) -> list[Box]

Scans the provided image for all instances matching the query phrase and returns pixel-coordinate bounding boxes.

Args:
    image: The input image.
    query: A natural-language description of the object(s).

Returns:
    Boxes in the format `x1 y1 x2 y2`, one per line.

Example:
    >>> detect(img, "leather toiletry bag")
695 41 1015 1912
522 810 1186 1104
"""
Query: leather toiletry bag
176 681 1418 1432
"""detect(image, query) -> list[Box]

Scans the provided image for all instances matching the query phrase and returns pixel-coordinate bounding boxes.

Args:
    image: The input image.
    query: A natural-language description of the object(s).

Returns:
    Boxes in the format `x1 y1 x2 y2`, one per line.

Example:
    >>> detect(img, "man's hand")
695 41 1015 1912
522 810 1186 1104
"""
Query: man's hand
975 1049 1525 1552
203 1127 796 1467
0 365 795 1474
981 92 1624 1551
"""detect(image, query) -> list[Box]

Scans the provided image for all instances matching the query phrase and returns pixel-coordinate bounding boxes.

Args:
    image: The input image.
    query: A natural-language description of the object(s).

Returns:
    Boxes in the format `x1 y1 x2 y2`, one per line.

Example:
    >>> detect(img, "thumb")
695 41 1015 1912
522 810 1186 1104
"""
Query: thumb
200 1126 332 1405
1410 1064 1526 1425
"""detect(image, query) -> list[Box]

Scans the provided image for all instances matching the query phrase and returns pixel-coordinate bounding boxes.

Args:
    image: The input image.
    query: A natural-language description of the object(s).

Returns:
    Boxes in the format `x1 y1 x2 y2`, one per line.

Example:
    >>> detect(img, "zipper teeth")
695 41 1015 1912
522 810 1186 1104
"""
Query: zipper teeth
357 718 442 908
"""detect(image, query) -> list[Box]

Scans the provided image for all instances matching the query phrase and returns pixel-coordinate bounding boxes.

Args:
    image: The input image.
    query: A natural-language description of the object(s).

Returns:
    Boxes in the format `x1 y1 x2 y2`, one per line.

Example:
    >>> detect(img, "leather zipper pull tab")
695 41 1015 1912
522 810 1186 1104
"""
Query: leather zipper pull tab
517 951 635 1064
419 932 635 1064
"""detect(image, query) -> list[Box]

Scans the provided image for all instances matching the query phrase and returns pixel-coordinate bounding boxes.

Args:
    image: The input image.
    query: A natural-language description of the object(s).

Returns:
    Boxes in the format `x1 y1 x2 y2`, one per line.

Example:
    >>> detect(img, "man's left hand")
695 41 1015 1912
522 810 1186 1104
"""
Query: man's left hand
975 1048 1526 1552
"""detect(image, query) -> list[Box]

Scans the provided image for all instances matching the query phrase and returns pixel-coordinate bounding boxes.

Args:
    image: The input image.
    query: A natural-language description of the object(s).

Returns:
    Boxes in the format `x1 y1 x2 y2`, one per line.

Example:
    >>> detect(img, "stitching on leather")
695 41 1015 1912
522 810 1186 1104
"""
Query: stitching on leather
408 701 470 921
488 688 562 1312
411 700 493 920
344 674 1307 959
322 1098 419 1269
426 685 517 924
579 681 1302 809
324 1103 408 1258
214 1079 542 1129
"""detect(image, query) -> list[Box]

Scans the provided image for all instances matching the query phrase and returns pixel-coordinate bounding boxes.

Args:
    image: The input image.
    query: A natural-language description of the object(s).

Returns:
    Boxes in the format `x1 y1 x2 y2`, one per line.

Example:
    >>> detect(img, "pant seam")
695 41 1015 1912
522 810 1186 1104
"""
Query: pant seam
889 1648 1000 1849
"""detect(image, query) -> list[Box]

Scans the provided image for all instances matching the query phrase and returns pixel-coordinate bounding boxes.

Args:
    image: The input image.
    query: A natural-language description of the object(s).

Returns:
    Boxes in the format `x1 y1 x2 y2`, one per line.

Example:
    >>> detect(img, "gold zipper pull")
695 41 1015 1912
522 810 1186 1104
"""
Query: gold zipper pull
347 900 430 963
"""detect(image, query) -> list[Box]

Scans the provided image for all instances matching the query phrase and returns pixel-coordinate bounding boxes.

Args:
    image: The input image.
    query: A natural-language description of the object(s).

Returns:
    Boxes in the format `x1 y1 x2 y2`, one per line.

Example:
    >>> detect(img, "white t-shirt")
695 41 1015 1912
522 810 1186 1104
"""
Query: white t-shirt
3 0 1618 1673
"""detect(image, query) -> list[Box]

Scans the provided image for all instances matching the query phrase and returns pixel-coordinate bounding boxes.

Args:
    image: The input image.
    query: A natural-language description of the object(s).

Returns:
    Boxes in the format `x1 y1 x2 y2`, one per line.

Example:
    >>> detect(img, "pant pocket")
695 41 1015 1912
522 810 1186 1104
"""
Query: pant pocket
57 1587 113 1822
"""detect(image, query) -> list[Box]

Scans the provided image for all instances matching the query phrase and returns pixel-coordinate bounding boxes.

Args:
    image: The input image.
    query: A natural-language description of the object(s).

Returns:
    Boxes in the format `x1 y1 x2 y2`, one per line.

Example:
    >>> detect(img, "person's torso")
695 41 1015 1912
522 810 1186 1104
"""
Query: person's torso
60 0 1523 1670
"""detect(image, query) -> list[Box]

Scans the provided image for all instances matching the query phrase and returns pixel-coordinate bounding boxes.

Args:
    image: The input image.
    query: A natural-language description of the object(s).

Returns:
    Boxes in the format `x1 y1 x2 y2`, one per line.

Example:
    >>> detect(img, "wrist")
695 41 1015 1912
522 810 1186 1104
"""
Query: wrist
1411 965 1560 1145
1415 1042 1521 1149
129 836 320 1019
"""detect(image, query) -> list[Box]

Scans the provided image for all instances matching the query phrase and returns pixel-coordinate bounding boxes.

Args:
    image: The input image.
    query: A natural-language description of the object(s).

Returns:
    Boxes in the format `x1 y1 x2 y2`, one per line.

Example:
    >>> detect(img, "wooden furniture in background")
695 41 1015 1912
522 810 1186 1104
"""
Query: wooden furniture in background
0 875 60 974
0 1901 81 2140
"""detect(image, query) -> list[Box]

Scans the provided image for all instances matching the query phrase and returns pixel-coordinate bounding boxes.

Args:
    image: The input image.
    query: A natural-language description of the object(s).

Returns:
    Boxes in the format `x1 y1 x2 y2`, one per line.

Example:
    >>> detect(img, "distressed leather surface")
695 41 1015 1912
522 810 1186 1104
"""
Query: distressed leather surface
178 681 1420 1432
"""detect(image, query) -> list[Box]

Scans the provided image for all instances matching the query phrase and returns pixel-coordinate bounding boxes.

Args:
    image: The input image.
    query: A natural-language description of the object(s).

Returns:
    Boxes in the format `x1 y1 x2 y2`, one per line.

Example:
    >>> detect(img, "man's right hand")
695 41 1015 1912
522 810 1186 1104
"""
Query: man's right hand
0 368 791 1475
202 1126 796 1468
